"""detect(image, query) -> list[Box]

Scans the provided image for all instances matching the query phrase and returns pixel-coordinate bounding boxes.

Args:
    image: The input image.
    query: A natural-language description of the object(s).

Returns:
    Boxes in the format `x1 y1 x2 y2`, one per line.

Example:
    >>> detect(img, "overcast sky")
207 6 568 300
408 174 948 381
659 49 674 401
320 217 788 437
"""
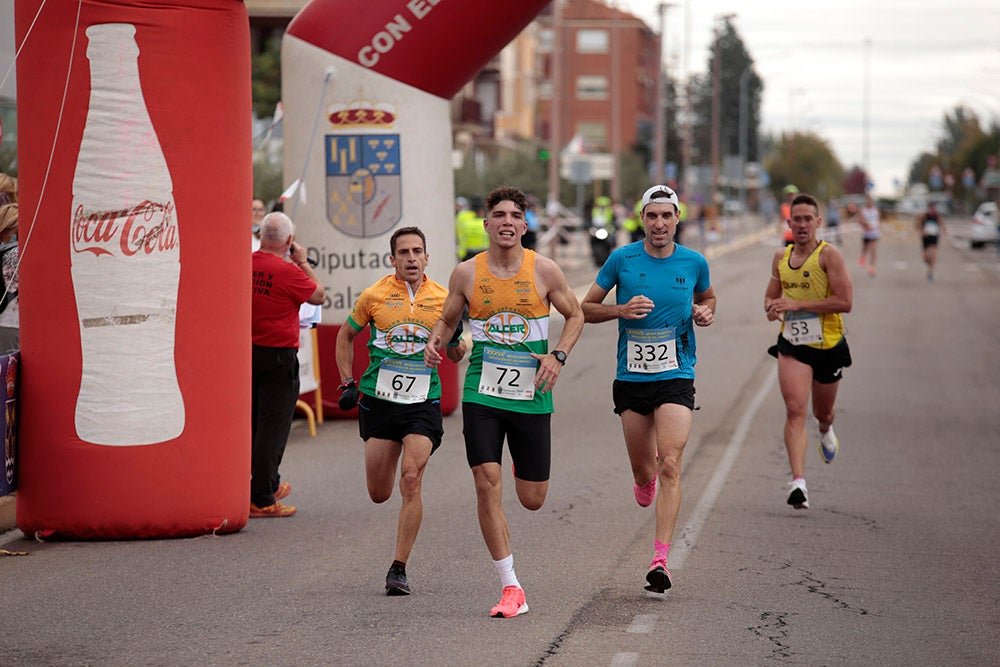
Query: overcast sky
617 0 1000 196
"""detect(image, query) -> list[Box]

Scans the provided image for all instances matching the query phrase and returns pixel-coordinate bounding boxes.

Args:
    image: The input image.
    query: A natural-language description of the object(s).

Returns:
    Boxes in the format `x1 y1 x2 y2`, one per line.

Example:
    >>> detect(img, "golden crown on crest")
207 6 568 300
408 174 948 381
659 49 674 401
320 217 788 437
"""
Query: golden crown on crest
328 93 396 128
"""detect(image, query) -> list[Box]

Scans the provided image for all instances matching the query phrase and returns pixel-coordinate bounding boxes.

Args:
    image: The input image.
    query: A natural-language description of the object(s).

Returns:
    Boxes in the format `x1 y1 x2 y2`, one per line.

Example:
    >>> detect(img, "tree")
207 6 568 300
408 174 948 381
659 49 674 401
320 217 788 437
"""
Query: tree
842 166 869 195
251 35 282 119
906 106 997 202
633 75 683 186
764 131 845 199
689 18 763 165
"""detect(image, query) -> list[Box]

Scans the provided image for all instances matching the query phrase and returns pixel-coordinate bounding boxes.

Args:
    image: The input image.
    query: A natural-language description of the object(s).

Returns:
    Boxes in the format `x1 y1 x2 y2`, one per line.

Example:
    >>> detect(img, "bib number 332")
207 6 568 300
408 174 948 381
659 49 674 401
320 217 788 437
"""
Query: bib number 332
626 328 678 373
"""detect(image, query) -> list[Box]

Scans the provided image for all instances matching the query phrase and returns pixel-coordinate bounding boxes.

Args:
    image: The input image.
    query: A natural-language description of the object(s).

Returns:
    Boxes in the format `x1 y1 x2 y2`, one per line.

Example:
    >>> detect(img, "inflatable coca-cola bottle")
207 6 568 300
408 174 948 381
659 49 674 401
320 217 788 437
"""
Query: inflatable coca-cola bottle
70 23 184 446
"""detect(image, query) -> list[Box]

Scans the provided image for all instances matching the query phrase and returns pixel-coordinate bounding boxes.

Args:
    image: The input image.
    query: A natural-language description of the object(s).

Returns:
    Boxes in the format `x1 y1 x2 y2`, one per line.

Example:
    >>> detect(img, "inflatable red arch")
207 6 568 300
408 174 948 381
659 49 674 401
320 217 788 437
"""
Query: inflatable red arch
13 0 548 539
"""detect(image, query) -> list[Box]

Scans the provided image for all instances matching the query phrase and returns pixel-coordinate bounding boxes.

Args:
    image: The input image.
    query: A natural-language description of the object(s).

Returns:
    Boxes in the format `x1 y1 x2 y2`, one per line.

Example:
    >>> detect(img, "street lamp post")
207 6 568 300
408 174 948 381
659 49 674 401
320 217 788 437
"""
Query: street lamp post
710 14 735 212
738 66 751 213
652 3 675 186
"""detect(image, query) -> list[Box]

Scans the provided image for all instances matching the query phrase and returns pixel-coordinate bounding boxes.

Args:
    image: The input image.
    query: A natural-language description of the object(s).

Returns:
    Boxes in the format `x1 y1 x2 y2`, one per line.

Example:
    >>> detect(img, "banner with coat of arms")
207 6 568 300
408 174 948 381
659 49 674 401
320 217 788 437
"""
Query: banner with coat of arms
325 114 402 239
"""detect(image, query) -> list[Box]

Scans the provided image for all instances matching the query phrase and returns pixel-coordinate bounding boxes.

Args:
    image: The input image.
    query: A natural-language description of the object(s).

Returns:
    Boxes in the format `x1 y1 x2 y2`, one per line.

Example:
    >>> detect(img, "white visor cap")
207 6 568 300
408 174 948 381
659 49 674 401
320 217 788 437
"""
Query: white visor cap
640 185 680 214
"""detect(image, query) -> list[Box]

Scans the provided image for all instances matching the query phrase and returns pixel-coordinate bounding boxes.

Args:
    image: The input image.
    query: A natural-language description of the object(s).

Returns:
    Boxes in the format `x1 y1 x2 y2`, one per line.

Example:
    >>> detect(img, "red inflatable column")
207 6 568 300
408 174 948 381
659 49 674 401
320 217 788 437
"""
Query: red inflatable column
282 0 549 418
15 0 252 538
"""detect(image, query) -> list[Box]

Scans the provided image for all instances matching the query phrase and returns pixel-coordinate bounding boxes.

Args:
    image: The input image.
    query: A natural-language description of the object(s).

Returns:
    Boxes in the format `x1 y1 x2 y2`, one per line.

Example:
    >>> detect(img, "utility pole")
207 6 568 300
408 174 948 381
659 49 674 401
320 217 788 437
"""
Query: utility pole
610 12 621 201
547 0 563 212
680 0 691 197
862 37 872 187
653 3 674 185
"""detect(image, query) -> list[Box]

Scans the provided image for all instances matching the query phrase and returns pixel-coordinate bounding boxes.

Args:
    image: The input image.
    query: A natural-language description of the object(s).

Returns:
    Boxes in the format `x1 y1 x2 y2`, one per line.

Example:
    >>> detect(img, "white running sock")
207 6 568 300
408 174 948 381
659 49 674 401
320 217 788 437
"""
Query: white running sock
493 554 521 589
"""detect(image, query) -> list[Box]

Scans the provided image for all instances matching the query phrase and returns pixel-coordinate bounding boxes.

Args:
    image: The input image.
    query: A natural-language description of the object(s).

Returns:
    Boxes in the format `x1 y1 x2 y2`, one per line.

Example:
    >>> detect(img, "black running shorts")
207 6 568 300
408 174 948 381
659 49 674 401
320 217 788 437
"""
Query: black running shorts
768 335 852 384
358 394 444 452
612 378 696 415
462 402 551 482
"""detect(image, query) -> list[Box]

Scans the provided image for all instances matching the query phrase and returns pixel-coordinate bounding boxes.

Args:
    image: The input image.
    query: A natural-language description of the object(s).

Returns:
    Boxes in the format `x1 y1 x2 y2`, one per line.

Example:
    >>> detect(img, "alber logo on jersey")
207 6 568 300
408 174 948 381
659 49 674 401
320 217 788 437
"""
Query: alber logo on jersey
484 312 530 345
385 323 430 355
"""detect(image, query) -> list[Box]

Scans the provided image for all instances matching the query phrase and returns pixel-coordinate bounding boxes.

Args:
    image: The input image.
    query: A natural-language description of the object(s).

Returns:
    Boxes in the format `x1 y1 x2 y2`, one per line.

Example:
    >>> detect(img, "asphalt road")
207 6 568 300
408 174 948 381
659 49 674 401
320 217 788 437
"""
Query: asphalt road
2 220 998 666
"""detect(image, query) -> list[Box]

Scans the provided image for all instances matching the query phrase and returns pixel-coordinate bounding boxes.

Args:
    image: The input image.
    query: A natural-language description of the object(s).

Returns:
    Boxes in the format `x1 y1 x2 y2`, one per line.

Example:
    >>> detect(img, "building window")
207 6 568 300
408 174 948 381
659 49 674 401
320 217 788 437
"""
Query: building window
577 122 607 150
538 28 553 53
538 80 553 99
576 75 608 101
576 29 608 53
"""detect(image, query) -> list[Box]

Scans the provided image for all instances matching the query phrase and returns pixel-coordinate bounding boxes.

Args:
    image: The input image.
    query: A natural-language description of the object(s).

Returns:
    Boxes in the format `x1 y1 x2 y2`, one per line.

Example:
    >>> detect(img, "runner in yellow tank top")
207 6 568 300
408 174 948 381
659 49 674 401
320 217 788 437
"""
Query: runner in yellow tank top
765 193 853 511
776 241 845 350
425 186 584 619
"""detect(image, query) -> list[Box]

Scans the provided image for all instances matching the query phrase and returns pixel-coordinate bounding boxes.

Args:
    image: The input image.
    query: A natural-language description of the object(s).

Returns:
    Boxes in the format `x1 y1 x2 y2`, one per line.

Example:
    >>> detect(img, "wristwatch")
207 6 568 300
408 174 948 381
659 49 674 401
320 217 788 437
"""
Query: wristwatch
551 350 567 365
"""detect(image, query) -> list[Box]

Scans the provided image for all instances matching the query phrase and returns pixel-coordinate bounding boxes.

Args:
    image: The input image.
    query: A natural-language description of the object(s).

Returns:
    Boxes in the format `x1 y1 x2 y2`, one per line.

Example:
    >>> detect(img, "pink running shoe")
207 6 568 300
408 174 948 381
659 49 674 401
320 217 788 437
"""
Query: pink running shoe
490 586 528 618
633 478 656 507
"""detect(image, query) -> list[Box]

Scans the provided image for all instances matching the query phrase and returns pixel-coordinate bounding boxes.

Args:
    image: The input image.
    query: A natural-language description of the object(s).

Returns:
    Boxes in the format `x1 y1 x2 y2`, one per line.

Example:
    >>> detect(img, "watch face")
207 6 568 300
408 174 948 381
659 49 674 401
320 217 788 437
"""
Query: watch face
552 350 567 364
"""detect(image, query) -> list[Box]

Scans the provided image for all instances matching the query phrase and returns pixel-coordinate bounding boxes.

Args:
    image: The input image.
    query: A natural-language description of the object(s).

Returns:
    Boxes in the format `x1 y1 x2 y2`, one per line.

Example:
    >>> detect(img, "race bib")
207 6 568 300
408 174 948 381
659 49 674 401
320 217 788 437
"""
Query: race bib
375 357 431 404
626 328 678 373
782 311 823 346
478 347 536 401
922 221 940 236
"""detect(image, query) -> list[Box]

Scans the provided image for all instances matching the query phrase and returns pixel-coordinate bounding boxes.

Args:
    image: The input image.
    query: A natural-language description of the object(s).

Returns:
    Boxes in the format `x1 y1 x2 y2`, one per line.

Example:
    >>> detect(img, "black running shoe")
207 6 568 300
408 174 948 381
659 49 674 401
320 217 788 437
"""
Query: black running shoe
385 565 410 596
644 564 673 595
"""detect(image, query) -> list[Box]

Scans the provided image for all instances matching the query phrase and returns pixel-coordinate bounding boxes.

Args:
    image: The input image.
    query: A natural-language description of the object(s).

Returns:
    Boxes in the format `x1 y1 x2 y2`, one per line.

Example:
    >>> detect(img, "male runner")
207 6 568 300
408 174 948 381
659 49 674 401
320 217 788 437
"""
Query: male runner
336 226 467 595
580 185 716 596
765 193 853 510
425 185 584 618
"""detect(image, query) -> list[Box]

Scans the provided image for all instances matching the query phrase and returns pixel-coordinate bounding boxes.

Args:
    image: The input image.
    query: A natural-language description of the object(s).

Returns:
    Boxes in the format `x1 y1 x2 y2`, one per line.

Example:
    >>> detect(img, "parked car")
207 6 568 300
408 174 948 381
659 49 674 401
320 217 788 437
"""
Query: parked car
969 201 998 249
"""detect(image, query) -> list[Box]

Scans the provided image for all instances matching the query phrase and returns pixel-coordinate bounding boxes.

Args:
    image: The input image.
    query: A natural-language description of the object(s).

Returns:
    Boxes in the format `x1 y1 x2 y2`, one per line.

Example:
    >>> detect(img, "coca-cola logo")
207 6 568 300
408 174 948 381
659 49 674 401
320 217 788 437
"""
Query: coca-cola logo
72 200 178 257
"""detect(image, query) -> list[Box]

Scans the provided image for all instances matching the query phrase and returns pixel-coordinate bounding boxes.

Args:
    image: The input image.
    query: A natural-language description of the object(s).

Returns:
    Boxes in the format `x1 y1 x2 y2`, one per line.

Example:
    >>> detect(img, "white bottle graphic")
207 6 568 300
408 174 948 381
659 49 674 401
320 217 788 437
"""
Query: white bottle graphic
71 23 184 445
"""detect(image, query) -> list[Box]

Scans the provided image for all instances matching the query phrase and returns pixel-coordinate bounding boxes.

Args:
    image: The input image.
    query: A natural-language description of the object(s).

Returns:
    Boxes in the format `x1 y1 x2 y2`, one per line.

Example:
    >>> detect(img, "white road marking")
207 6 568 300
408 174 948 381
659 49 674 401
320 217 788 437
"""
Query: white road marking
611 652 639 666
670 367 778 571
626 613 658 634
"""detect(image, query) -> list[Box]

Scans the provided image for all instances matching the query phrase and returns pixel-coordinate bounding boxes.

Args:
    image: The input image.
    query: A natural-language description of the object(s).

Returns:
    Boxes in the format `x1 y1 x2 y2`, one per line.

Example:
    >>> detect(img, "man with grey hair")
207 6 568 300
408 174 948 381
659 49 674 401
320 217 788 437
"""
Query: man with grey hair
251 212 326 517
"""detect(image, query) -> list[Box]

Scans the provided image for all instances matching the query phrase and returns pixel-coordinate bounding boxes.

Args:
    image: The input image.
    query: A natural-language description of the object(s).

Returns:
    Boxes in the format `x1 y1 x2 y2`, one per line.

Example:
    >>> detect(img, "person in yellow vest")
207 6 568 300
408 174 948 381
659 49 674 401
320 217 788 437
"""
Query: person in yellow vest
622 199 644 242
780 184 799 245
675 199 688 245
456 199 490 261
764 192 853 511
589 195 617 266
590 195 615 235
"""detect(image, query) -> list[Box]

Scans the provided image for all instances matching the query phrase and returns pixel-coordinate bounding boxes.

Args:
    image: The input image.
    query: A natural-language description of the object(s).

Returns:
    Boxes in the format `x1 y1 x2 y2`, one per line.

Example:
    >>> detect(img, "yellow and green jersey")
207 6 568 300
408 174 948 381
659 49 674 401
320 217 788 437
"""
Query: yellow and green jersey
464 250 553 414
778 241 845 350
346 274 447 402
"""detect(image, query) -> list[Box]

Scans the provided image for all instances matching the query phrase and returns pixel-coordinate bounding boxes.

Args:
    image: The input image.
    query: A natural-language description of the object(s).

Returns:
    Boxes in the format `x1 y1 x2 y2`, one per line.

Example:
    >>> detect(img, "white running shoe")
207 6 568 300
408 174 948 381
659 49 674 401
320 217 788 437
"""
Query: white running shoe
819 427 839 464
787 478 809 510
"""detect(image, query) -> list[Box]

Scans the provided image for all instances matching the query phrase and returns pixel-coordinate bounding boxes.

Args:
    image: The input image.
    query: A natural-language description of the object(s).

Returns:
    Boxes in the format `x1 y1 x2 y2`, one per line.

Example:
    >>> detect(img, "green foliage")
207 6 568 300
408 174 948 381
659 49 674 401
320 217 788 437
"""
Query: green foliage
690 19 763 164
453 142 653 210
454 142 549 201
252 153 284 205
251 35 282 119
764 131 845 199
907 106 999 200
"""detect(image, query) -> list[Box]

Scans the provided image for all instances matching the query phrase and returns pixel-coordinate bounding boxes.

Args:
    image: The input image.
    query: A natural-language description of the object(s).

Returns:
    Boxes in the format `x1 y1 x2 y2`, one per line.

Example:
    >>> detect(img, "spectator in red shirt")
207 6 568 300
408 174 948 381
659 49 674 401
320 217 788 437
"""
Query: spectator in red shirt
250 212 326 517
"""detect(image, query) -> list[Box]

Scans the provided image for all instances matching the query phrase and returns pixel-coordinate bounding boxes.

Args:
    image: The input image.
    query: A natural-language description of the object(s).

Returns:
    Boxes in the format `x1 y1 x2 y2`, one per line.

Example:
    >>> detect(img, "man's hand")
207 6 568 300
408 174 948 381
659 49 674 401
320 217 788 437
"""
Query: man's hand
620 295 654 320
338 379 359 410
692 303 714 327
424 335 444 368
